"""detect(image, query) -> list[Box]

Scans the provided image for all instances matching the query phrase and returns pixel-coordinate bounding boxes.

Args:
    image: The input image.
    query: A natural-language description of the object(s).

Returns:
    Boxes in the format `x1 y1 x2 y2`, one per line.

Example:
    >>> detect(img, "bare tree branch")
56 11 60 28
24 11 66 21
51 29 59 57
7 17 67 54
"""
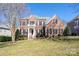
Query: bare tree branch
0 3 31 42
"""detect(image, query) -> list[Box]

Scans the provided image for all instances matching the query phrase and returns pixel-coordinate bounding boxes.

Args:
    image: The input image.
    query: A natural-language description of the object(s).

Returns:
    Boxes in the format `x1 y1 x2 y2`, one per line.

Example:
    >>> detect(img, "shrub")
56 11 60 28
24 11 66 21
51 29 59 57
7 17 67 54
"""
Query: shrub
0 36 11 42
63 26 70 36
15 29 20 41
71 33 77 36
42 26 46 37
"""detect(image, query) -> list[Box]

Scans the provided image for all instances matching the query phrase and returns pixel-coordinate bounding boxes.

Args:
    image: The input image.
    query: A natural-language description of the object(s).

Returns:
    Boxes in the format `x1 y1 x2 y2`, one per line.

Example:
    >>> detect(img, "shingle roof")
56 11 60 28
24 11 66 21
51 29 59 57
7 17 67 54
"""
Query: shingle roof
20 15 49 20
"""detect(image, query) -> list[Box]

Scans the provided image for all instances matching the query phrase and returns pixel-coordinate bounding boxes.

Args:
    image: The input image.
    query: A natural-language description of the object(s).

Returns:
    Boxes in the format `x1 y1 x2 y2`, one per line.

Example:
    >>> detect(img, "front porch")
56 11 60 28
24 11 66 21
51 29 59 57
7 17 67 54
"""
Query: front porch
28 27 36 40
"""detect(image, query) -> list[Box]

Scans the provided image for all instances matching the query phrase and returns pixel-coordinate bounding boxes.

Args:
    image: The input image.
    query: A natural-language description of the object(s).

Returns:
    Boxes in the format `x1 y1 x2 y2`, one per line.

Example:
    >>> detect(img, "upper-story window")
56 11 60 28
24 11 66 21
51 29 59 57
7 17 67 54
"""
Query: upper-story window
22 22 26 25
30 21 35 25
20 21 26 26
39 21 42 25
53 19 58 23
36 21 38 25
43 22 45 26
74 20 79 26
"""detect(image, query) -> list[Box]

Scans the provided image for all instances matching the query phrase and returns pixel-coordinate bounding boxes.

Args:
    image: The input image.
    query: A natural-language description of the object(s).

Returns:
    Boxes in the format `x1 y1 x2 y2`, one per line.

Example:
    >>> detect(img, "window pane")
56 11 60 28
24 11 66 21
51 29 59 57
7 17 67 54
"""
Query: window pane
30 21 35 25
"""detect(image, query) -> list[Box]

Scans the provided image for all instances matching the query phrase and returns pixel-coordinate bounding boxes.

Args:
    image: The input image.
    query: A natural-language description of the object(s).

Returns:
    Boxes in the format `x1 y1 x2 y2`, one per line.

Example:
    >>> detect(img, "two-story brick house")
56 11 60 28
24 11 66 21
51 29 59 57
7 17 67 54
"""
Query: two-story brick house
20 15 65 39
46 15 65 37
20 15 46 39
67 15 79 35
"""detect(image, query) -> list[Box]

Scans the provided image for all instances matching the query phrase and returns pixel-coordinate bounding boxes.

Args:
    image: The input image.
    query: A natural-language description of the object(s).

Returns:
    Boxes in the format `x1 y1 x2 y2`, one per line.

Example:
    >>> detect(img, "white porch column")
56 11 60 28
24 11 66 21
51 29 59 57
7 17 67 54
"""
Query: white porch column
33 28 36 39
38 21 39 25
28 28 30 39
42 21 43 26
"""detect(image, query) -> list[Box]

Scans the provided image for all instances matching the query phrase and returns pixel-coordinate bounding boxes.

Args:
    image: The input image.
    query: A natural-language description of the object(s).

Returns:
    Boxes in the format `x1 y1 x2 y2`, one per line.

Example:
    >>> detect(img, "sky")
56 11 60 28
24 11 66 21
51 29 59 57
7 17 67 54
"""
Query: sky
26 3 79 23
0 3 79 24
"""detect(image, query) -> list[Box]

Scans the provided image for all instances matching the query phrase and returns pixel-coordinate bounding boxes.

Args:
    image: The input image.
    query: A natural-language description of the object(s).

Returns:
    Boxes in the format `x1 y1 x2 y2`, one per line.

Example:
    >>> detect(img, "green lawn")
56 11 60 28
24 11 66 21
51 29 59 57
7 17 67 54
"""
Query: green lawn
0 38 79 56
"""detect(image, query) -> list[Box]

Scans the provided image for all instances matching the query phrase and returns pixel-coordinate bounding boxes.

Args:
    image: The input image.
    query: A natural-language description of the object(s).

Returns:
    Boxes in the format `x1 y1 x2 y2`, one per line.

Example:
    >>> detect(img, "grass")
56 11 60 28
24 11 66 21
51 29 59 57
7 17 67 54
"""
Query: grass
0 38 79 56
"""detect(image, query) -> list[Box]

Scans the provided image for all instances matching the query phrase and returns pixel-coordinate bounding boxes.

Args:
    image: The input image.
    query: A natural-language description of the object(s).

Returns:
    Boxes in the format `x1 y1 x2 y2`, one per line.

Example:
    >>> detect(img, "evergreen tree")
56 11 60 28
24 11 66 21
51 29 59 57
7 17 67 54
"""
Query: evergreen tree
42 26 46 37
63 26 70 36
15 29 20 40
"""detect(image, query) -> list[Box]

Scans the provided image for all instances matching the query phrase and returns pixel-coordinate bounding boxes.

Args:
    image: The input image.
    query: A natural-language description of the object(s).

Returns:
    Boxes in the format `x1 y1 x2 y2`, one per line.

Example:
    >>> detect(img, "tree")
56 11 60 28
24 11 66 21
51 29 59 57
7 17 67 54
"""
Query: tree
0 3 29 42
15 29 20 41
42 26 46 37
63 26 70 36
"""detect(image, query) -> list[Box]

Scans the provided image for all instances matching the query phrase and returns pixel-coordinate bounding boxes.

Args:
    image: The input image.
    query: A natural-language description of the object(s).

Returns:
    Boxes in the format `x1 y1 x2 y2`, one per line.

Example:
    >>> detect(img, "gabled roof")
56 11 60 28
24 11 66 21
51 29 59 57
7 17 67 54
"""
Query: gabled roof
68 15 79 24
47 14 64 25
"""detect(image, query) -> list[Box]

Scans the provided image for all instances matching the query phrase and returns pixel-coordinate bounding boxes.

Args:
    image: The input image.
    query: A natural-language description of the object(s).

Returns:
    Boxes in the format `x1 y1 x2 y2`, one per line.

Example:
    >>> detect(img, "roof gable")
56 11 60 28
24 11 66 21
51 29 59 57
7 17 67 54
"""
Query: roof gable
47 15 64 25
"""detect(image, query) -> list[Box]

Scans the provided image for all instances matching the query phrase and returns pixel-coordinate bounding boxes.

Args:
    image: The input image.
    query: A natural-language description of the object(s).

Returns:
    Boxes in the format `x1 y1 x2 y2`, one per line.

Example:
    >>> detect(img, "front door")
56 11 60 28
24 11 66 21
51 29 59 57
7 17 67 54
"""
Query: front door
28 28 36 39
30 28 34 35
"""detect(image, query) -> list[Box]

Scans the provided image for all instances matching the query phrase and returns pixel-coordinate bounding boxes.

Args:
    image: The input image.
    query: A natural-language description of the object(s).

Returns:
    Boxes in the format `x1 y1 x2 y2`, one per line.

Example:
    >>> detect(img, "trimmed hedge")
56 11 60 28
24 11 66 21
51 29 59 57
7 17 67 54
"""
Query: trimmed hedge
0 36 11 42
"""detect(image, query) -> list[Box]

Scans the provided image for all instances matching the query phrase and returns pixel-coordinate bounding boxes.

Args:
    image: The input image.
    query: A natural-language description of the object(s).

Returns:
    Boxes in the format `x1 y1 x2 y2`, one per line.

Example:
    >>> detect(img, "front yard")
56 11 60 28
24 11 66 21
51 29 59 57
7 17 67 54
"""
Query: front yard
0 38 79 56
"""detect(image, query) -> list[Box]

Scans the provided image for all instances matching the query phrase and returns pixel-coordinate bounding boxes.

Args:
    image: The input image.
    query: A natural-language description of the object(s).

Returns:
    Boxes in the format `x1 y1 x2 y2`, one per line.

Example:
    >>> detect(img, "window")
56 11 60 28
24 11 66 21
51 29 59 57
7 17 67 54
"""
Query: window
43 22 45 26
59 29 63 34
39 21 42 25
50 28 52 34
48 29 50 33
47 29 48 33
36 30 38 34
20 21 21 26
40 29 42 33
21 29 23 35
22 22 26 25
36 21 38 25
26 19 29 24
30 21 35 25
53 19 58 23
25 29 28 35
50 25 53 29
23 29 25 35
53 29 58 34
23 29 27 35
60 29 63 33
74 21 77 26
78 21 79 26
